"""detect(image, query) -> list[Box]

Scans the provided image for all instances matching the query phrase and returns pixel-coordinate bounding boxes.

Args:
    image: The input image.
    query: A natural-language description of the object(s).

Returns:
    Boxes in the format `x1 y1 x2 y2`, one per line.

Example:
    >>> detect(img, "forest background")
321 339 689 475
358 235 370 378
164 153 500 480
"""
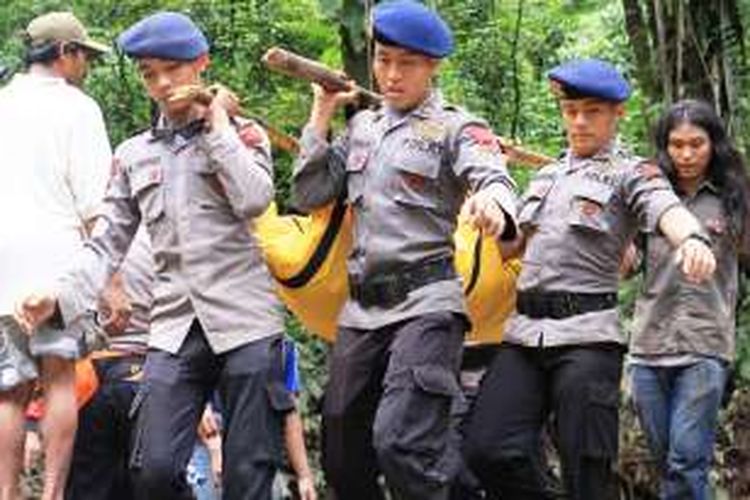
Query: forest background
1 0 749 497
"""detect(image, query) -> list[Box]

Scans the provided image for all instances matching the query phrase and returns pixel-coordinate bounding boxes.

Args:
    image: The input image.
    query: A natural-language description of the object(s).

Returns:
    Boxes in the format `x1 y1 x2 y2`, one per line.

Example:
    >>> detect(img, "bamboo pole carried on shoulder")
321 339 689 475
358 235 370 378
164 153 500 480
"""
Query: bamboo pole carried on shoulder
261 47 555 167
262 47 383 106
169 84 300 154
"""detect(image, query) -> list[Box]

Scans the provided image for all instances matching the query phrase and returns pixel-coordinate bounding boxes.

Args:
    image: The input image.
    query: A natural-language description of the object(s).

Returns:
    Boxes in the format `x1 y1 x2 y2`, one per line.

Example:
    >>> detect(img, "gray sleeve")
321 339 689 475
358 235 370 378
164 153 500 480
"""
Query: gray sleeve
622 162 682 233
291 124 349 212
200 123 275 219
57 158 141 328
452 121 519 237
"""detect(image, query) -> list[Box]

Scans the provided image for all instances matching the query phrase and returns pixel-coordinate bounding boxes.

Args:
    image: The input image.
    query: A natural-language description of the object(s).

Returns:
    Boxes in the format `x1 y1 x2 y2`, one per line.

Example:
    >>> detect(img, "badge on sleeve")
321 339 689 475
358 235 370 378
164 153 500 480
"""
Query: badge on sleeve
463 125 501 154
239 123 264 148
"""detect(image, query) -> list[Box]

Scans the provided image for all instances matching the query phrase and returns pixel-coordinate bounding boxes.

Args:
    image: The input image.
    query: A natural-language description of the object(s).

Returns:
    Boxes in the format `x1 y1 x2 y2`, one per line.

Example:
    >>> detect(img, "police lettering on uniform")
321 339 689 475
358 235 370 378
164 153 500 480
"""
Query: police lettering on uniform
463 59 717 499
292 1 518 498
16 11 293 500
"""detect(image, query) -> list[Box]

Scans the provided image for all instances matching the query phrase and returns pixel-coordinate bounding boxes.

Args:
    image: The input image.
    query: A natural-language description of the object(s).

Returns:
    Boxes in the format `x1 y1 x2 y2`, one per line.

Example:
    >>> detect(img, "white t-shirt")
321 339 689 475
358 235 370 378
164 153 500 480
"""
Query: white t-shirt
0 73 111 314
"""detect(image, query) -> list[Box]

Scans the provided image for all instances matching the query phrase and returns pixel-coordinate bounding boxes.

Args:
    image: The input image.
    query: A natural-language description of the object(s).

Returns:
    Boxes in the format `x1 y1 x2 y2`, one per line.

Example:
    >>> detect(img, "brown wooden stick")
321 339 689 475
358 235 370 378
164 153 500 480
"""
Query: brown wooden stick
262 48 553 167
168 84 300 154
262 47 383 105
497 137 554 168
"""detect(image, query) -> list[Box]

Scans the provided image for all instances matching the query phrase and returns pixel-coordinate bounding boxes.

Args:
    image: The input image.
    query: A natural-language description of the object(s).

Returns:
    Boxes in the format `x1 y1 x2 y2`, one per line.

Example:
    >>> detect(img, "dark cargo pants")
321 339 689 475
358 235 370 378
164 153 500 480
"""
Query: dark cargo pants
65 354 144 500
464 343 623 500
131 322 292 500
323 311 466 500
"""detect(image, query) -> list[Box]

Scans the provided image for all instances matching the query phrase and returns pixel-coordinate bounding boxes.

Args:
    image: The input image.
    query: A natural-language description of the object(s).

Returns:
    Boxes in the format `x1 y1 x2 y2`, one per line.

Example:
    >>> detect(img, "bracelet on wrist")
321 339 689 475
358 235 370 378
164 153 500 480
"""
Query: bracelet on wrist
684 232 712 249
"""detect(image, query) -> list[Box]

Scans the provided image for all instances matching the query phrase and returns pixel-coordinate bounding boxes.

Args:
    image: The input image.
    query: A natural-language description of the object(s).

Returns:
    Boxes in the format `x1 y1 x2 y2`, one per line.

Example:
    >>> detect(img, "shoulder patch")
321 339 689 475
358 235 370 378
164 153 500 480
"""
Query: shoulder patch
635 161 663 180
462 125 501 153
239 123 265 148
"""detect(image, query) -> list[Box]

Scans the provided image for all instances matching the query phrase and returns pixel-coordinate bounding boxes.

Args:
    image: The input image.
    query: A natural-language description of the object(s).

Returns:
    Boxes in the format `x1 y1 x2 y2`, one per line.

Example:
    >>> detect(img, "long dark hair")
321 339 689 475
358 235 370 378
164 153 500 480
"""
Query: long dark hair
654 99 750 250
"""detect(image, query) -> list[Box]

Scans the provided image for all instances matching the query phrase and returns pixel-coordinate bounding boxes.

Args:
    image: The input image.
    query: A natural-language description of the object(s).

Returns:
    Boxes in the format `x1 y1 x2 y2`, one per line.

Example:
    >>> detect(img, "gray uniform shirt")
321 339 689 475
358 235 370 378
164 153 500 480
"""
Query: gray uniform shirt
293 92 518 329
60 120 284 354
505 144 681 347
105 226 153 353
630 182 738 362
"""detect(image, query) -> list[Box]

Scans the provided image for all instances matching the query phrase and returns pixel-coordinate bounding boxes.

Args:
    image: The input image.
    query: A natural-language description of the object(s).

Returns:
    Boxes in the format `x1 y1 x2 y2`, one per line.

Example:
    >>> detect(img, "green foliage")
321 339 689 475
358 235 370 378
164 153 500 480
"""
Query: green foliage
736 277 750 381
3 2 750 493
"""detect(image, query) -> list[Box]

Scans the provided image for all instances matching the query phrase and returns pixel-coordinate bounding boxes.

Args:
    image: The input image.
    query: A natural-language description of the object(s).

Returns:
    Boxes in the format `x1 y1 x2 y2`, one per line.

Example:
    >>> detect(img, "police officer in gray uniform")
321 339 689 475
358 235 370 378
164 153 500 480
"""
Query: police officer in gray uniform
463 59 717 499
65 226 153 500
16 12 292 500
293 1 517 498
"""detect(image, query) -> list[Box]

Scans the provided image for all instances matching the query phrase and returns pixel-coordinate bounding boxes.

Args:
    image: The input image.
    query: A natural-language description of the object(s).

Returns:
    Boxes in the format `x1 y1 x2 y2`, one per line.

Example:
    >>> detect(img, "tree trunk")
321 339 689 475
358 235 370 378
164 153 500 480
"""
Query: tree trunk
653 0 674 103
621 0 659 103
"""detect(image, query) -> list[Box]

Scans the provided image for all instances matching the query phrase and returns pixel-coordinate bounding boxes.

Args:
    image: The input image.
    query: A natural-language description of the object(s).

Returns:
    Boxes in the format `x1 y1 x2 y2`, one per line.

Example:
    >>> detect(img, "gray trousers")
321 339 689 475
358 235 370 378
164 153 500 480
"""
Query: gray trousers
131 322 292 500
323 311 466 500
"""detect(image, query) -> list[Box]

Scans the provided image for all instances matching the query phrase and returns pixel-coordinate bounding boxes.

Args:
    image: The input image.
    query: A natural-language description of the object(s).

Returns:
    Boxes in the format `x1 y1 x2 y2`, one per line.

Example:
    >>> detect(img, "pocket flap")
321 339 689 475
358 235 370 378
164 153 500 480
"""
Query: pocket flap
412 365 460 397
571 179 613 205
130 164 163 194
396 156 440 180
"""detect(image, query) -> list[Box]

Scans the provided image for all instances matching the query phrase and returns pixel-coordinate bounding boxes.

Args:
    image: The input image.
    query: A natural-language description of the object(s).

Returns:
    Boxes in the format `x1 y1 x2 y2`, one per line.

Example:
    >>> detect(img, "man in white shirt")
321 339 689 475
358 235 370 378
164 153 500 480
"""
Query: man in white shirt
0 12 111 500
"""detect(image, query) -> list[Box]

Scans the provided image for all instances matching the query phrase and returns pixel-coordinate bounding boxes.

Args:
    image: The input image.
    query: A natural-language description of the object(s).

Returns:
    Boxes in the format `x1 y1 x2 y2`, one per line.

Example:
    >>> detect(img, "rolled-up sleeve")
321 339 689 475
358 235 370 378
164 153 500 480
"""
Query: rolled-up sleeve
291 125 348 212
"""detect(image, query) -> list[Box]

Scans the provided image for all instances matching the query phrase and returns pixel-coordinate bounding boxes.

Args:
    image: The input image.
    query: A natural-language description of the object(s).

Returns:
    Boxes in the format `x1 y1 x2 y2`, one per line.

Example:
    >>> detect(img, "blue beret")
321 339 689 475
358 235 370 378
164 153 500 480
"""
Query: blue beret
117 12 208 61
548 58 631 102
373 0 453 58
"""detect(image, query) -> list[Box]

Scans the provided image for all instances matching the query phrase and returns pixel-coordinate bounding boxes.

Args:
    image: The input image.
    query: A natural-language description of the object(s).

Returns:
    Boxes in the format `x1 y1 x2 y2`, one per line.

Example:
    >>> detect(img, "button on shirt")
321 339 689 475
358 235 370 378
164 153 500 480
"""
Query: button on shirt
0 73 111 315
59 120 284 354
293 92 518 329
630 182 738 362
505 144 681 347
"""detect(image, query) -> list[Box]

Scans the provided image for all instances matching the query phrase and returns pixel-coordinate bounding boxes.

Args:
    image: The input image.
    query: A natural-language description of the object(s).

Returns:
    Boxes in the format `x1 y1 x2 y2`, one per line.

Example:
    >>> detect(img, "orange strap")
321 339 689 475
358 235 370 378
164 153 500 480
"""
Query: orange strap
74 357 100 409
74 350 129 408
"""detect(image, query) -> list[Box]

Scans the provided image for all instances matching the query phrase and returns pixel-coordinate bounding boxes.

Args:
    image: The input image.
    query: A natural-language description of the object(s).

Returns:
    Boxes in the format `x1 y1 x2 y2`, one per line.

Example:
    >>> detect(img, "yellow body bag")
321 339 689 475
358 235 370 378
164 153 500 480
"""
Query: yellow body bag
255 200 520 344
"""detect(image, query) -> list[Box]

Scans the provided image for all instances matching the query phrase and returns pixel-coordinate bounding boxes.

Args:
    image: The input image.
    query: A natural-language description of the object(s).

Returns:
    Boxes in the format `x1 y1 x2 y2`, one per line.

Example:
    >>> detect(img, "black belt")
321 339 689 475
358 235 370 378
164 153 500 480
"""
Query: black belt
516 290 617 319
93 354 145 383
350 257 456 308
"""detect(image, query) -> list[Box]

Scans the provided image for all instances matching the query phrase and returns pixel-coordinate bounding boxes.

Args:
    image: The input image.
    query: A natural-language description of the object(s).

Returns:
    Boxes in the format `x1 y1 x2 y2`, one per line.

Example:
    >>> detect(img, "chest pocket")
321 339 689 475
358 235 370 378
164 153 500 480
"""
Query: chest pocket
130 165 165 225
392 156 440 210
519 176 553 227
567 180 614 233
194 160 228 203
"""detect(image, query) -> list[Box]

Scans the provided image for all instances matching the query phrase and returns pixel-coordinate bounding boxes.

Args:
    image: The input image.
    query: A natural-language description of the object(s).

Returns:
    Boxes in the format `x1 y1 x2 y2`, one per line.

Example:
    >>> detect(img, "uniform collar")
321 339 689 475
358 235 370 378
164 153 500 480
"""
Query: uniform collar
150 114 206 144
678 178 719 200
378 89 443 121
13 71 67 87
564 139 625 172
